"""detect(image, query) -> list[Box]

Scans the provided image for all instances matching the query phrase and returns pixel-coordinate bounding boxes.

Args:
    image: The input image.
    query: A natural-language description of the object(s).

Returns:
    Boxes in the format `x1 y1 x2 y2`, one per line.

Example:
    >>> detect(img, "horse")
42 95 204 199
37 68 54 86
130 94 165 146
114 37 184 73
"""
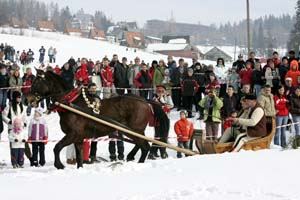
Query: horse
25 69 169 169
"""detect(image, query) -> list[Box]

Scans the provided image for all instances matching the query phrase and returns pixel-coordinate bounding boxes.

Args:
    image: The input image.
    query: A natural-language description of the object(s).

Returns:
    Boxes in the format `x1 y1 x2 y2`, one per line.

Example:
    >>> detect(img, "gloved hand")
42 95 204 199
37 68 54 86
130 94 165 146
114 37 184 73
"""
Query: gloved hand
14 139 18 142
22 139 26 143
43 136 48 145
28 137 32 144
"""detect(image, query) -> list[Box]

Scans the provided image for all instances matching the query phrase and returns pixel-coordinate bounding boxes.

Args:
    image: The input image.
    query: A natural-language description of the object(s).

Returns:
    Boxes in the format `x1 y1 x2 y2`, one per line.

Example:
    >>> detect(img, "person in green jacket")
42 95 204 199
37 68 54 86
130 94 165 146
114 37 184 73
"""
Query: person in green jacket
199 88 223 141
153 59 166 89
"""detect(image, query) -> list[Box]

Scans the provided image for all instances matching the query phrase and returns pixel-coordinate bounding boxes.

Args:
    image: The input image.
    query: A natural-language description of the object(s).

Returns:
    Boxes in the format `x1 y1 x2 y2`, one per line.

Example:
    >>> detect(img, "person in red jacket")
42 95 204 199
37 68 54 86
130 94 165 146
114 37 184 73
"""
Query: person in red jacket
274 85 289 147
174 110 194 158
134 63 152 99
75 58 90 86
101 57 114 99
223 110 238 131
239 60 253 86
285 60 300 87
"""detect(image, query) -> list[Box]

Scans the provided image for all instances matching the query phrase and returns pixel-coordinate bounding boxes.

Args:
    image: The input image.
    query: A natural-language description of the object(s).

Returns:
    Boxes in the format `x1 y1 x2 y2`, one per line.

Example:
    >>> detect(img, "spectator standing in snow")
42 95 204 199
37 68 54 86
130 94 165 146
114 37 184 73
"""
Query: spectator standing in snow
22 68 35 116
128 57 141 96
39 46 46 63
101 57 114 99
28 108 48 167
48 47 54 63
134 63 152 99
60 63 74 90
290 87 300 142
26 49 34 64
214 58 229 97
0 64 9 110
75 58 90 86
114 57 129 95
174 110 194 158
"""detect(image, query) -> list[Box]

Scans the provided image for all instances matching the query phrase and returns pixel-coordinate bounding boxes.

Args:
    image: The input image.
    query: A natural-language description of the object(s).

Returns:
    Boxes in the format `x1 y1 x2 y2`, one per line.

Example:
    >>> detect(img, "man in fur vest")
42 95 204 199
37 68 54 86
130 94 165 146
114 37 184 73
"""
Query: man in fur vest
219 94 267 152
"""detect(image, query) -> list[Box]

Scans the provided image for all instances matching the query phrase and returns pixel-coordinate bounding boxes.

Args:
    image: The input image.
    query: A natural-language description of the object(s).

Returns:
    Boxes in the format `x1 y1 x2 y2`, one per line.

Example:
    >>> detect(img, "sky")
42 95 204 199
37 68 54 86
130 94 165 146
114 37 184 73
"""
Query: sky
40 0 296 27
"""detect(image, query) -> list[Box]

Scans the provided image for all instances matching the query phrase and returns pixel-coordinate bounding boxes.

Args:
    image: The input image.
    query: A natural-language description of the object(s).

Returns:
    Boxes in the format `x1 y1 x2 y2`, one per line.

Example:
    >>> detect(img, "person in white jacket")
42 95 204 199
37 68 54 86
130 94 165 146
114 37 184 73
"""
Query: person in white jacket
9 117 27 168
214 58 229 97
2 91 27 168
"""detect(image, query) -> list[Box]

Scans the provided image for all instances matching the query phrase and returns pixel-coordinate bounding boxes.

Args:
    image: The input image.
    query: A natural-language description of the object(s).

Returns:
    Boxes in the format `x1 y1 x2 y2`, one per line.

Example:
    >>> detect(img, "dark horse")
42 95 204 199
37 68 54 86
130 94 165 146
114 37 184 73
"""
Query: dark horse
26 70 169 169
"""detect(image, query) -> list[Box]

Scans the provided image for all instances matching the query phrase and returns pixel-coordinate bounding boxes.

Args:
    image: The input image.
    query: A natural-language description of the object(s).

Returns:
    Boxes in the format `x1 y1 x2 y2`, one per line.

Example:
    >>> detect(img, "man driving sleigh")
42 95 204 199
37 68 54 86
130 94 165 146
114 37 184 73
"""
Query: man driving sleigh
219 94 267 152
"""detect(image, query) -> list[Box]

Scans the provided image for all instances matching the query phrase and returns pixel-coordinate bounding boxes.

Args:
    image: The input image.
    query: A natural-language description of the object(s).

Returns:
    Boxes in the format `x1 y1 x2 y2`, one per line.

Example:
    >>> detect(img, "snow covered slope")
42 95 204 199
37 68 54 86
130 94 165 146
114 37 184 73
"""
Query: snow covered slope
0 30 299 200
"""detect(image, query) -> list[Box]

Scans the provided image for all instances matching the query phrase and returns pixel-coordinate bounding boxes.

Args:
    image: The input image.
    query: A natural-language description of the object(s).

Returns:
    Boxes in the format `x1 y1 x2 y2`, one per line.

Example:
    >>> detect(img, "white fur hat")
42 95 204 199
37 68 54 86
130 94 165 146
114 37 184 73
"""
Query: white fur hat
35 107 43 116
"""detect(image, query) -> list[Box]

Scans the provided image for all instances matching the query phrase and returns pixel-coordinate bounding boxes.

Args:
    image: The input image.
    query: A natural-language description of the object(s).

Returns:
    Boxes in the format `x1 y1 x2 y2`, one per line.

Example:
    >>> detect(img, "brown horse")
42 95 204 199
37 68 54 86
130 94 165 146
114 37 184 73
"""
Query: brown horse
26 70 169 169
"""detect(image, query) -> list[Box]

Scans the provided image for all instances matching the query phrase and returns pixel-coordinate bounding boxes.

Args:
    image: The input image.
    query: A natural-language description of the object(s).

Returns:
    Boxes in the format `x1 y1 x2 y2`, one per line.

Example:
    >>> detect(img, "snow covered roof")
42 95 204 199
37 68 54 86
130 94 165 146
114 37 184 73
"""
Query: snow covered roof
134 36 141 41
147 43 189 52
197 45 243 60
168 38 187 44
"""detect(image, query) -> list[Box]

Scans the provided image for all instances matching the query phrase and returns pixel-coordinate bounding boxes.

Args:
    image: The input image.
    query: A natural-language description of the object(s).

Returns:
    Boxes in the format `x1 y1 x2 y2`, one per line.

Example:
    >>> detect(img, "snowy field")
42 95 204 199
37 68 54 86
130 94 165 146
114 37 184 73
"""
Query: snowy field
0 30 300 200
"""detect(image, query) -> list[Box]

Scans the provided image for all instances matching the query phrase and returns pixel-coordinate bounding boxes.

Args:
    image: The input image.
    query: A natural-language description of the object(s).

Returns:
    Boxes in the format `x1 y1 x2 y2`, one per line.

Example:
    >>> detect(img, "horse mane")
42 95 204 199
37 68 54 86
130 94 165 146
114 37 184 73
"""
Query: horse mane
45 71 68 91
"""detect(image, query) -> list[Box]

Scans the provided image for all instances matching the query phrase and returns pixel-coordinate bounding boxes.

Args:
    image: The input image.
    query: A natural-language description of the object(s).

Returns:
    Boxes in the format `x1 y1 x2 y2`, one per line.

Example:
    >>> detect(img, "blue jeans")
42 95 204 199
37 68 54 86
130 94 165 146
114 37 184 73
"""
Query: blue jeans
292 115 300 136
0 90 8 110
254 84 262 97
274 116 288 147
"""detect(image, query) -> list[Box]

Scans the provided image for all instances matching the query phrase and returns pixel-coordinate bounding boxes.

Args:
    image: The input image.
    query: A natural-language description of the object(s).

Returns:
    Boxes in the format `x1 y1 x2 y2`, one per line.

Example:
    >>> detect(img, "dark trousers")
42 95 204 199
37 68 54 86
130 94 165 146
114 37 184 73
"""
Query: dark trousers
89 141 97 158
149 126 168 157
183 96 194 116
11 148 25 166
109 132 124 159
32 142 45 166
139 90 149 99
177 141 189 158
219 84 227 97
116 88 125 95
172 88 182 108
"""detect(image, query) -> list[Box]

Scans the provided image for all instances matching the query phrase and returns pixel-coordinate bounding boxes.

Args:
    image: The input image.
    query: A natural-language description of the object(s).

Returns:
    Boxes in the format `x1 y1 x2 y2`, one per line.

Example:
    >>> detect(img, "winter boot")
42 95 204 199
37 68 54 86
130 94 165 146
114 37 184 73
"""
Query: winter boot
147 153 156 160
118 154 124 161
110 154 117 162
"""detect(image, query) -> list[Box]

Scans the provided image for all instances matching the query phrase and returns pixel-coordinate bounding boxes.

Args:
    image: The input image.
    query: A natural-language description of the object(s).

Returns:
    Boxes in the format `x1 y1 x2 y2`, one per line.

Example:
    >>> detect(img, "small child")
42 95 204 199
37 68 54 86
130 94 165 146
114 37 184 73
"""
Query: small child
223 110 238 131
227 67 240 93
174 110 194 158
9 118 27 168
28 108 48 167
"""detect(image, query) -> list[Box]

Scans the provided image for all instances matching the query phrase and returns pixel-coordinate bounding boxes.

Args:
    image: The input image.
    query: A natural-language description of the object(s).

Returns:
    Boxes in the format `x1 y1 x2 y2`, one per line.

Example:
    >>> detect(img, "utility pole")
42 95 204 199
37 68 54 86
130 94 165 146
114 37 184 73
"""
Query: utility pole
246 0 251 55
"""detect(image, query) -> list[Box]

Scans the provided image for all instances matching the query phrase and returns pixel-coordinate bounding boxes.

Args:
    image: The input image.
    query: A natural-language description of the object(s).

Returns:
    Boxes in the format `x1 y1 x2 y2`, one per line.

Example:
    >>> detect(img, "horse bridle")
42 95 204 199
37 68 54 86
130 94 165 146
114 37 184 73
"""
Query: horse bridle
31 74 70 104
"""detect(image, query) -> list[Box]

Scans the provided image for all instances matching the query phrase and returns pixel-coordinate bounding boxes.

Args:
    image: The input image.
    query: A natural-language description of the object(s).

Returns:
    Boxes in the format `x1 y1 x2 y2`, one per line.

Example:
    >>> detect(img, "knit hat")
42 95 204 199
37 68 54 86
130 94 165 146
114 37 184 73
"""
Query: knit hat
180 110 188 117
12 91 21 102
285 77 292 81
35 107 43 116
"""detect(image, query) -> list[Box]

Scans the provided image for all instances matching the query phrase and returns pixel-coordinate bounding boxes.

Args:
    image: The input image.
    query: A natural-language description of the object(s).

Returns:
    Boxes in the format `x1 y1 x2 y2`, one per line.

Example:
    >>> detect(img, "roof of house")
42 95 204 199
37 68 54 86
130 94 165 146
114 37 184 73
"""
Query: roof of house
10 17 28 28
65 26 82 34
204 46 233 59
37 21 55 31
89 28 106 40
147 43 202 53
162 35 190 44
123 31 145 48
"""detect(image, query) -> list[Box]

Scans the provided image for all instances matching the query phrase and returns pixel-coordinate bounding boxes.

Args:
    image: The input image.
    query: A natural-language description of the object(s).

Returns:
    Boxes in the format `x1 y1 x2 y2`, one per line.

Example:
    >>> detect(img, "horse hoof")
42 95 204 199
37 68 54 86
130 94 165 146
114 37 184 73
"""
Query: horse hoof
126 157 135 162
54 162 65 170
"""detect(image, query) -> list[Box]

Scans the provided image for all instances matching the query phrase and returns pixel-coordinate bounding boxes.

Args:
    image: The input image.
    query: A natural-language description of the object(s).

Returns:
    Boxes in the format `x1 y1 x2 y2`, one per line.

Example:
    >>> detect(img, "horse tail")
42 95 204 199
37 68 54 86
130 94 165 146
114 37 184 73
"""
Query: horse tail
151 102 170 141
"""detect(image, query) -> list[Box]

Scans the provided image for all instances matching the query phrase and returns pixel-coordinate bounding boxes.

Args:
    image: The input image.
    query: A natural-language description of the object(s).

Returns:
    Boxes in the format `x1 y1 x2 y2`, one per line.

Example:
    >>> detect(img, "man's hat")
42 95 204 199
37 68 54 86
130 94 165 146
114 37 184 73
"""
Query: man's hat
156 85 166 91
244 94 257 100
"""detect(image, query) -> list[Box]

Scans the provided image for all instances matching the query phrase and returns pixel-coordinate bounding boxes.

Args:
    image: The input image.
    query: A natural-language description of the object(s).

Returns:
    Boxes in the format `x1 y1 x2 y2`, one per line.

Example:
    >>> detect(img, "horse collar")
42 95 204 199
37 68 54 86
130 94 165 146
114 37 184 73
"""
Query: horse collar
82 88 101 114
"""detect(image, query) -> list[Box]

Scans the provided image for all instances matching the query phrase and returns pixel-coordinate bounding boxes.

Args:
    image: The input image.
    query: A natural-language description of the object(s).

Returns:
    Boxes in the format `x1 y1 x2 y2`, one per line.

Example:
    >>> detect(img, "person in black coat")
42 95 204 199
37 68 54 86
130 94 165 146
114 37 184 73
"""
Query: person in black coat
68 57 76 70
278 57 289 85
0 64 9 110
181 68 199 118
193 62 205 119
60 63 74 90
232 54 246 73
114 57 129 95
171 58 187 110
221 85 240 118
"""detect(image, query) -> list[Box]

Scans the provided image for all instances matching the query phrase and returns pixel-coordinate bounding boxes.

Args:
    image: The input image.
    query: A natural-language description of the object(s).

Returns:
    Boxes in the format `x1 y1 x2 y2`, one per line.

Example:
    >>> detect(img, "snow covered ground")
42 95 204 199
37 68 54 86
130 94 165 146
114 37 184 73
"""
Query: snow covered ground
0 30 299 200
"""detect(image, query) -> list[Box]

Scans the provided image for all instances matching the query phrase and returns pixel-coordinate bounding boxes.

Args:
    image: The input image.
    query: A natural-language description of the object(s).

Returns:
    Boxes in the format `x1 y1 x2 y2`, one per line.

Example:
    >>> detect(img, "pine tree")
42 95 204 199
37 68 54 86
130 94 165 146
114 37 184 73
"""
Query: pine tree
252 29 257 52
287 0 300 53
257 22 265 56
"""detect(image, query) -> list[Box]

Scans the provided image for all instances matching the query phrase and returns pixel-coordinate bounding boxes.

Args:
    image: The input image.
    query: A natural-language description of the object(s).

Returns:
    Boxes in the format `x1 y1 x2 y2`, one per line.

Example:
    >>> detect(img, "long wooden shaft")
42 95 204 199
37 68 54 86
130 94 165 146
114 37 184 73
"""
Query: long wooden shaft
56 102 198 156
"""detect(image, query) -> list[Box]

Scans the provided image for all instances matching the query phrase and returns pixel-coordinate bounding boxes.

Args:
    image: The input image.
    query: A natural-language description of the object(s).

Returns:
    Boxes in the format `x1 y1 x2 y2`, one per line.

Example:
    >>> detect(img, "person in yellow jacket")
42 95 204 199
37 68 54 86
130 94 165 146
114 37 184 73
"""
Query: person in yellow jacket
199 89 223 141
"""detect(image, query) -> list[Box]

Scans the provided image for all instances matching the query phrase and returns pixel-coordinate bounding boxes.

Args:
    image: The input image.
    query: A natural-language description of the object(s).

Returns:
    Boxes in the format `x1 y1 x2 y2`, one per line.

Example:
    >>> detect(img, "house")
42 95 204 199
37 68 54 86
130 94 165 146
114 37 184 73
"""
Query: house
120 31 145 49
204 46 233 62
64 26 82 37
145 36 162 45
147 43 204 59
162 35 190 44
10 17 28 28
37 21 55 32
89 28 106 40
72 9 94 37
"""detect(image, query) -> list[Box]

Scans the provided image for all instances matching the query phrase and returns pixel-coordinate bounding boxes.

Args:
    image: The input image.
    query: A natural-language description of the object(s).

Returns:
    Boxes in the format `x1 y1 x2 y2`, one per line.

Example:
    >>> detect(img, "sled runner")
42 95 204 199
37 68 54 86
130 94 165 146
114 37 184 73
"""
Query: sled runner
190 117 276 154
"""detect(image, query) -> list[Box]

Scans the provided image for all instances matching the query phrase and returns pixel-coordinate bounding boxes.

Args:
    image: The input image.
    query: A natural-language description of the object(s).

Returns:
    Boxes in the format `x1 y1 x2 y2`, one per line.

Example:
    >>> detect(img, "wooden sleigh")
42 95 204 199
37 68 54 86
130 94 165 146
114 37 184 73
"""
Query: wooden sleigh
190 117 276 154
